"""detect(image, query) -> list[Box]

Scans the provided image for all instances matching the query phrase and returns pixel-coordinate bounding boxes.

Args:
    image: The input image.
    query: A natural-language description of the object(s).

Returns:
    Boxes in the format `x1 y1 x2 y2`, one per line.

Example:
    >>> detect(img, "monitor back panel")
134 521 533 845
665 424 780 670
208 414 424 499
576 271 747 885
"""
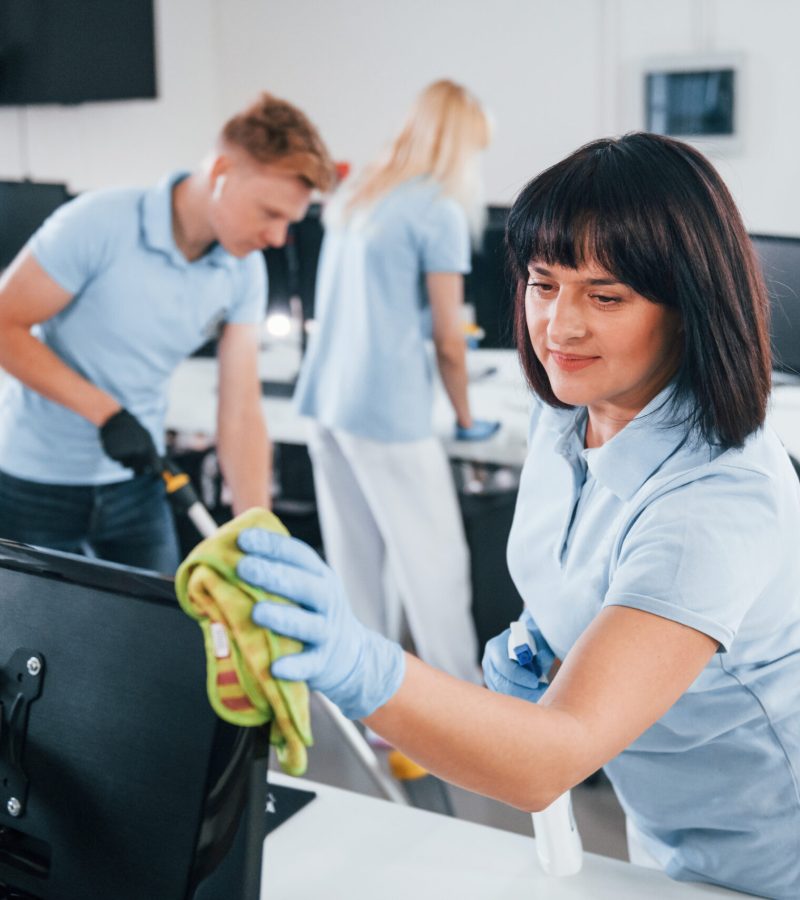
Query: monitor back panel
0 181 70 270
751 234 800 375
0 544 219 900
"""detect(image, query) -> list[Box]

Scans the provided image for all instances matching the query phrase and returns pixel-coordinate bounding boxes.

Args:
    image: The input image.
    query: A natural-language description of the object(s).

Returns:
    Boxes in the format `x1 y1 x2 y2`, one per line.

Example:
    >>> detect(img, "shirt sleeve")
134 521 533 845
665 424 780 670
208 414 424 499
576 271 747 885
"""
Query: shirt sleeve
420 195 471 274
28 192 115 295
604 464 782 652
226 251 268 324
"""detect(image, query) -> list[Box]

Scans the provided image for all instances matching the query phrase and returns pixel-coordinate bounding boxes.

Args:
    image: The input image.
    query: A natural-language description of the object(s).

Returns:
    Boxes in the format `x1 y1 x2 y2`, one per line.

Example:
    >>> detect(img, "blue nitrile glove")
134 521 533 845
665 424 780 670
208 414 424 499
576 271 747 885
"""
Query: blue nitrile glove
454 419 501 441
482 609 556 703
237 528 405 720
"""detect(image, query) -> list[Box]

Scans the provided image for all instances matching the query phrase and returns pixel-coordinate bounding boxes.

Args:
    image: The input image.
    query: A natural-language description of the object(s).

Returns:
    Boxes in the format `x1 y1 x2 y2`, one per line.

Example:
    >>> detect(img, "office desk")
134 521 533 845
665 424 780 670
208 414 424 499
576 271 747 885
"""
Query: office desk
261 774 748 900
166 344 530 467
166 344 800 469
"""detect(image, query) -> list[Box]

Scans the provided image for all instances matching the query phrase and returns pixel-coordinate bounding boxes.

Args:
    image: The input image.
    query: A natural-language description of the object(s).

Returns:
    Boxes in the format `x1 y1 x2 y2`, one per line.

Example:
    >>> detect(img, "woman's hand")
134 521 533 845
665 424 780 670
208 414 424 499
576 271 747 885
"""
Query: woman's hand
454 419 501 441
237 527 405 720
482 610 555 702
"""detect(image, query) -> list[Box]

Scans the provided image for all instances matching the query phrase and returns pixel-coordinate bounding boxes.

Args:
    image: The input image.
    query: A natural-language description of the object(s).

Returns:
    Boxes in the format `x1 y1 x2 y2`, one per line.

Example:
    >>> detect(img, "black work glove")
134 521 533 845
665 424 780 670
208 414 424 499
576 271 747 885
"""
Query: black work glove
99 409 161 475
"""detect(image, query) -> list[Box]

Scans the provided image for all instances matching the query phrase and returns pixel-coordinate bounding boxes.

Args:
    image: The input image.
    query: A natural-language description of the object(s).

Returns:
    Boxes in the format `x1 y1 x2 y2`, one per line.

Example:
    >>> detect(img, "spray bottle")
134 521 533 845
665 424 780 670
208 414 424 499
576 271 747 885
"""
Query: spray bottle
507 621 583 876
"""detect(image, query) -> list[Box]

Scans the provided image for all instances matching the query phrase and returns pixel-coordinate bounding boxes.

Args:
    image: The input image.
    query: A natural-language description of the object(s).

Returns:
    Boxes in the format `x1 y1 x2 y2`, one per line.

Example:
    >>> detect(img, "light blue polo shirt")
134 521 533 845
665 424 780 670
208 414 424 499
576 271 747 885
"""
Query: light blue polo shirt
0 172 266 484
508 386 800 898
293 177 471 442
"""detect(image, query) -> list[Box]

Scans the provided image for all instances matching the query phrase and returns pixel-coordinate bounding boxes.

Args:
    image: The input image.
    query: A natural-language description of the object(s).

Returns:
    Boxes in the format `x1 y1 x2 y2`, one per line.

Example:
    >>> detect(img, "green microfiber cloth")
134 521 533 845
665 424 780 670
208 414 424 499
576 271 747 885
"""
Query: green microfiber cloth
174 507 312 776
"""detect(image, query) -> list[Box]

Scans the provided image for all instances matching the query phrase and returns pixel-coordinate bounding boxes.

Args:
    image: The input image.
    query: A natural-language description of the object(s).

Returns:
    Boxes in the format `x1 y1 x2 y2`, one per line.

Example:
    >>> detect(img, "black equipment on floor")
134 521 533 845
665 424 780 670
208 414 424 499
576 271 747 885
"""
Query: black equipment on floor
167 443 323 559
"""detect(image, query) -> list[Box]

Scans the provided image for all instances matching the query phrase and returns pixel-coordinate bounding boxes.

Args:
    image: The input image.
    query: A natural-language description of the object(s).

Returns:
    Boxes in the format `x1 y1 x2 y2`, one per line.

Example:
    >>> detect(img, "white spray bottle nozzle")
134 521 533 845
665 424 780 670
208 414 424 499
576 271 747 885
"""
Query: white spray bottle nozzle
508 620 535 667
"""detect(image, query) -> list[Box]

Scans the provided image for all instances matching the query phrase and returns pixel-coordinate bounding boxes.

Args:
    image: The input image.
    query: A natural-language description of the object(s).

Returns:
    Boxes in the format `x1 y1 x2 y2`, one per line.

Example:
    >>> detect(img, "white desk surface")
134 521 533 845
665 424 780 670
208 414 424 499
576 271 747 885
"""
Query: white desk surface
261 773 747 900
167 342 800 470
166 344 532 467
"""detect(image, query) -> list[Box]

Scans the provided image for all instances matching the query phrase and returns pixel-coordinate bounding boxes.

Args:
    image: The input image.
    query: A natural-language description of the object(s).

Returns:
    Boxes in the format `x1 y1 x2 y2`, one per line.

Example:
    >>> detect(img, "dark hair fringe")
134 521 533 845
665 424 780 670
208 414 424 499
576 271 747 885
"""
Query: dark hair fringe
506 132 771 449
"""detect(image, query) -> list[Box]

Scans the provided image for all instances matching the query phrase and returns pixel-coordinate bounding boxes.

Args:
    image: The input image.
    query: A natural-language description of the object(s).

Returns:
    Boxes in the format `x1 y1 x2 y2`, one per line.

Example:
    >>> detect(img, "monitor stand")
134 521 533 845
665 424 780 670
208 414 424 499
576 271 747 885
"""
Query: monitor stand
263 779 316 835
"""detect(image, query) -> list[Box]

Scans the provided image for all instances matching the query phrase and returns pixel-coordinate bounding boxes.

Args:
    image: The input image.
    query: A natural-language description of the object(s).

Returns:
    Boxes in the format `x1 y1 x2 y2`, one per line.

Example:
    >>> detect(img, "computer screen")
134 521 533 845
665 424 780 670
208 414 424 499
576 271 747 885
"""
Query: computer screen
262 203 516 350
263 204 324 322
750 234 800 375
646 69 735 136
0 540 250 899
0 180 71 269
465 206 515 349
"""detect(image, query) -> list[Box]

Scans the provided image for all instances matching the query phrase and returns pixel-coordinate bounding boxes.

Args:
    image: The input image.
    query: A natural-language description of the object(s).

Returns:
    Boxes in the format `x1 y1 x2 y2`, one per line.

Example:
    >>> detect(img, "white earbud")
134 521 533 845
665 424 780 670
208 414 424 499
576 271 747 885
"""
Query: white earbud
212 174 227 201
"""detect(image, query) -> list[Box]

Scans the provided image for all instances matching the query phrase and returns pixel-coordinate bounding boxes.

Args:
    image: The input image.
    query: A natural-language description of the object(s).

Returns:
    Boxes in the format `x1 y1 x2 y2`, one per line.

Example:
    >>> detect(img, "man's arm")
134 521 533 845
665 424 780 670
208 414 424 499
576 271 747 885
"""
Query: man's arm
427 271 472 429
216 322 272 514
0 250 121 425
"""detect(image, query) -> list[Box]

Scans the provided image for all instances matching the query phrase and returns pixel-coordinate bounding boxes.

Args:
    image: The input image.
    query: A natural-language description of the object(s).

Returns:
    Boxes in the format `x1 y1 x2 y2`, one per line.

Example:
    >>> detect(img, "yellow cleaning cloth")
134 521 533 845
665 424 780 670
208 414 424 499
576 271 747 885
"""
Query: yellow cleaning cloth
174 507 312 776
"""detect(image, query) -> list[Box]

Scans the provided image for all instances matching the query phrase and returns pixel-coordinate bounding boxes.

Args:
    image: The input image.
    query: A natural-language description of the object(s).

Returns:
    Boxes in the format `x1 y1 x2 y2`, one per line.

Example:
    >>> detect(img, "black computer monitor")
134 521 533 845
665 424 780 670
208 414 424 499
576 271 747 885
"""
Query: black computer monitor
263 204 324 336
0 540 254 900
750 234 800 376
0 180 71 270
265 203 517 350
465 206 514 349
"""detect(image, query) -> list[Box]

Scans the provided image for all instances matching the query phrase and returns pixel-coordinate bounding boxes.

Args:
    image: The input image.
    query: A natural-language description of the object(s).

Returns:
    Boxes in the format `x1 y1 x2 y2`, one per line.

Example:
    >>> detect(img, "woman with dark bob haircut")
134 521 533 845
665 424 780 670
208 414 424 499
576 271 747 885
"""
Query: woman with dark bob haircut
236 133 800 898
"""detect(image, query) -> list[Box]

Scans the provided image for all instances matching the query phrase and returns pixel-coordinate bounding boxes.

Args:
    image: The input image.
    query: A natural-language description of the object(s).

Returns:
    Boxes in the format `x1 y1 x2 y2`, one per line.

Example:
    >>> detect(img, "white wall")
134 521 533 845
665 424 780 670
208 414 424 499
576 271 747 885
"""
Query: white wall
1 0 799 233
610 0 800 236
213 0 612 205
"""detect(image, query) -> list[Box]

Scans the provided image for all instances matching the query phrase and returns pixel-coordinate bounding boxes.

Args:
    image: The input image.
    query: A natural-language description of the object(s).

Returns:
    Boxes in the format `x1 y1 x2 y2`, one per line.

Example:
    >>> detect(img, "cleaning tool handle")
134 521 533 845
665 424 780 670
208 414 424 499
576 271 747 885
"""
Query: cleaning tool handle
187 501 218 539
160 458 217 537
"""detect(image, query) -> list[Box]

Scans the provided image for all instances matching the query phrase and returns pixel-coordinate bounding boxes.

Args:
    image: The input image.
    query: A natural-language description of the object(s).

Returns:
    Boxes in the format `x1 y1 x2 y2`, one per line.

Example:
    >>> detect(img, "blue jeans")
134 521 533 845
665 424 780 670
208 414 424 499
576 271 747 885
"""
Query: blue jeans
0 469 180 574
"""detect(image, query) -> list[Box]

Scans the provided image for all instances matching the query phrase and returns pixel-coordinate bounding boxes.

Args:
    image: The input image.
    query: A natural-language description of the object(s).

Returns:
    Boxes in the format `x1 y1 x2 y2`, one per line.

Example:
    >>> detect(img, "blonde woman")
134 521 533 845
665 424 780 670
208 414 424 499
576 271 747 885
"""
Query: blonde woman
293 80 498 682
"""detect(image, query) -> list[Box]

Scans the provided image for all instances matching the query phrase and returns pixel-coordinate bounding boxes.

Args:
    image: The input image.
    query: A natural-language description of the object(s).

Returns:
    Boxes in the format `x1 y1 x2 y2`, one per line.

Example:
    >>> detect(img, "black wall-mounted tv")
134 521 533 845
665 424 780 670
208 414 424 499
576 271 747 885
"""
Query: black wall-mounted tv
0 0 157 106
